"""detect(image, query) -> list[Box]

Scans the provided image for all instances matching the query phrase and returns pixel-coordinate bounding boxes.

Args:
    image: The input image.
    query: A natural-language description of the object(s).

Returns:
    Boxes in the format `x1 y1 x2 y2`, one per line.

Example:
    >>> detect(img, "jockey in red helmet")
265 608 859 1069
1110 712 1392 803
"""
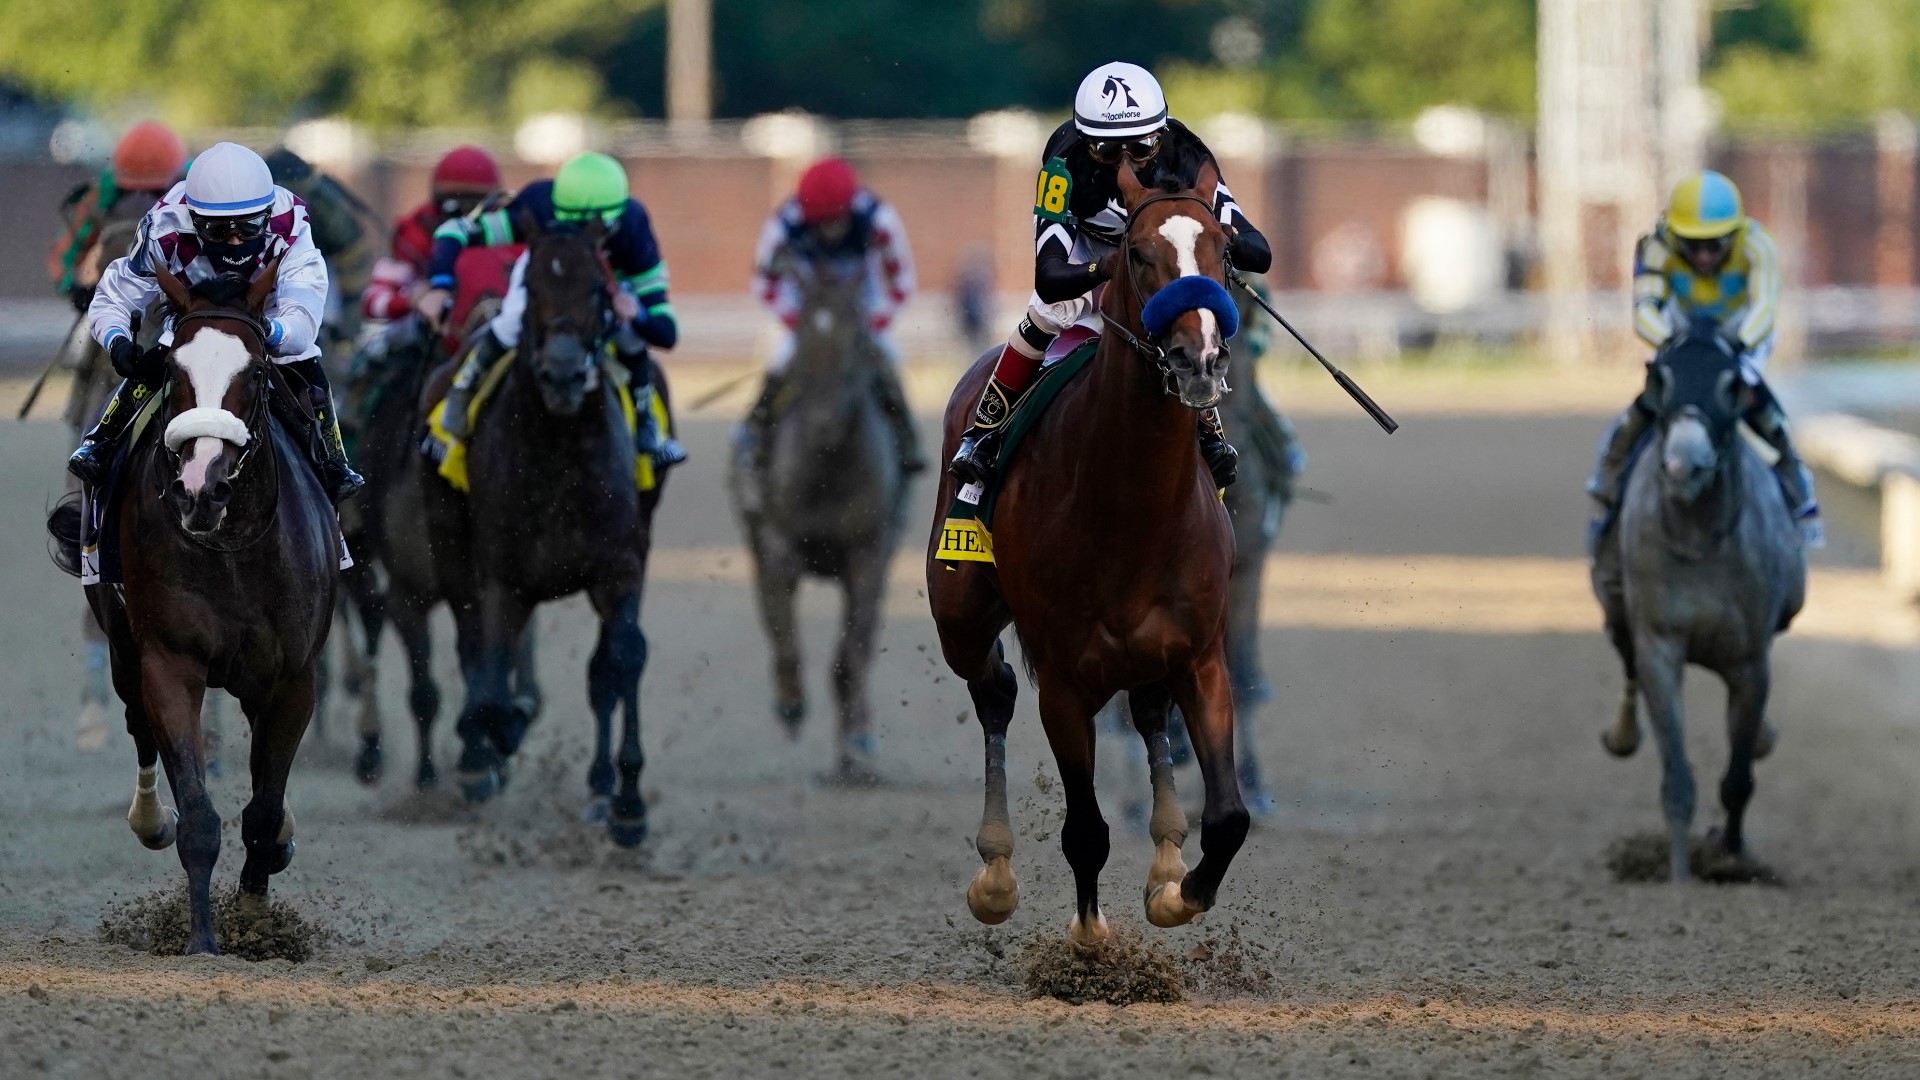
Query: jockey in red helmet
739 156 923 476
361 145 509 327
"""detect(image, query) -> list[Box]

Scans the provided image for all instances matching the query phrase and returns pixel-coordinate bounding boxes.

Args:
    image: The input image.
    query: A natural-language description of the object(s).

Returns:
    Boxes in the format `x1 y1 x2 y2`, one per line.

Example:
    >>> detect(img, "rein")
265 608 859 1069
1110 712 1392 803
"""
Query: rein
1106 192 1230 399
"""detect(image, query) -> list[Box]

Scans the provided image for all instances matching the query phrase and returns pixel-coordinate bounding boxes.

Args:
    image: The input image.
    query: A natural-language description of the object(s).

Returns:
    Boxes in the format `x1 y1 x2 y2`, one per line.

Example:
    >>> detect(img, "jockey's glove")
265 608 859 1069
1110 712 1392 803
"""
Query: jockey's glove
108 337 140 379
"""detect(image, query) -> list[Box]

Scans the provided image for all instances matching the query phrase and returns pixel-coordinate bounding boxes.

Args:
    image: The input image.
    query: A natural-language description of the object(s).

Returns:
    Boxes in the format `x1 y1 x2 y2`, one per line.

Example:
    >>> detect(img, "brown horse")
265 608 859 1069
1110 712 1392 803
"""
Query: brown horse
928 162 1247 946
48 261 339 954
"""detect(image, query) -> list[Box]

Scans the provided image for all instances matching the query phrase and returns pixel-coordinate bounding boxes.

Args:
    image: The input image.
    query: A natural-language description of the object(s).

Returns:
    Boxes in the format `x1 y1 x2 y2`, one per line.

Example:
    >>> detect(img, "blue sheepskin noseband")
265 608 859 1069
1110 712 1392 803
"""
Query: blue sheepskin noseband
1140 274 1239 340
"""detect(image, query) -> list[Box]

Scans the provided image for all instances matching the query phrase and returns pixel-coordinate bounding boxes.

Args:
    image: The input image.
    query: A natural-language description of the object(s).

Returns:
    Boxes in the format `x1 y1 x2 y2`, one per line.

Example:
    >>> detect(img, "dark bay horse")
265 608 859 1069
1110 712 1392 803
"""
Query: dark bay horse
340 305 541 790
929 162 1247 946
728 264 908 784
430 225 667 846
48 262 339 954
1591 318 1805 881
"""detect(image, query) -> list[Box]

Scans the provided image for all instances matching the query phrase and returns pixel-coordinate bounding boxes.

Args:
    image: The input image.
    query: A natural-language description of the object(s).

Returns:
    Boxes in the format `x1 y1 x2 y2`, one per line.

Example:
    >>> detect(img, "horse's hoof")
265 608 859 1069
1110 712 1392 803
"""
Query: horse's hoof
1145 838 1189 896
580 796 611 824
513 693 542 723
1600 721 1640 758
134 807 179 851
775 700 805 737
607 814 648 849
457 768 500 804
416 762 439 791
1145 881 1203 928
185 938 220 957
1754 719 1778 761
262 840 295 876
966 856 1018 924
355 736 384 787
1068 908 1109 951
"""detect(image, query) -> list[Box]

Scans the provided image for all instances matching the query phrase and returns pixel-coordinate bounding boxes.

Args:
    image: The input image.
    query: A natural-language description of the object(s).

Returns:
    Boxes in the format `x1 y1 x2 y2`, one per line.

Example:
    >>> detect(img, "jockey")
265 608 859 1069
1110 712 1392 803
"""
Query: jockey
68 141 365 503
741 156 925 475
48 121 189 312
948 61 1273 488
1588 169 1820 544
418 151 684 466
360 145 509 332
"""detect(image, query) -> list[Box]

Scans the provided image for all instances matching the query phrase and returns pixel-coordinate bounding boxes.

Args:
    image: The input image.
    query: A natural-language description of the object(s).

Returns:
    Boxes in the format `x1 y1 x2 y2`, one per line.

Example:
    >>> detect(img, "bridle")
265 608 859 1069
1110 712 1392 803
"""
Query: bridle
162 307 279 551
523 239 617 382
1103 191 1232 398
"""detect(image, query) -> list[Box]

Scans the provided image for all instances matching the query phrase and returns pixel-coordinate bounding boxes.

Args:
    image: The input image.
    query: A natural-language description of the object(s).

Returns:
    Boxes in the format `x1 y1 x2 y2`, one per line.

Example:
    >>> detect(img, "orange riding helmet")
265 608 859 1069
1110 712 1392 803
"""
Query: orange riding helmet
112 121 188 192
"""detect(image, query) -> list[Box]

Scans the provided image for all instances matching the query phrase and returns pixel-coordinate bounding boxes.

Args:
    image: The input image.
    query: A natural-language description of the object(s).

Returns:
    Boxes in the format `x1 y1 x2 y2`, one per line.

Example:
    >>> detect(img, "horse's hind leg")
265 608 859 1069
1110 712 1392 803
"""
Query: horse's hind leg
512 622 543 722
1126 683 1192 924
1634 633 1695 882
1161 649 1250 924
454 585 533 802
388 591 440 789
589 587 649 847
1036 676 1108 948
1717 658 1770 857
337 574 385 786
1601 608 1642 757
139 652 220 954
963 639 1019 925
239 666 316 905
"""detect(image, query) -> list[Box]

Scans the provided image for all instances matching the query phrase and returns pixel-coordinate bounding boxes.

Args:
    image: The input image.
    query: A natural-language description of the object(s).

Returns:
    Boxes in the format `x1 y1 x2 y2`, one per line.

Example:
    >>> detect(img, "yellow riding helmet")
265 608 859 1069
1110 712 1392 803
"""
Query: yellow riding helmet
1665 170 1744 241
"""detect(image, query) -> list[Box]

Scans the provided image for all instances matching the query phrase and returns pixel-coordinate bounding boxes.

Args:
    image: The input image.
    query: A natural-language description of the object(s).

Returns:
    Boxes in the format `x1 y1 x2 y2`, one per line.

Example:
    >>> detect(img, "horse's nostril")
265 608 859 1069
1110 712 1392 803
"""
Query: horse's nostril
208 481 233 507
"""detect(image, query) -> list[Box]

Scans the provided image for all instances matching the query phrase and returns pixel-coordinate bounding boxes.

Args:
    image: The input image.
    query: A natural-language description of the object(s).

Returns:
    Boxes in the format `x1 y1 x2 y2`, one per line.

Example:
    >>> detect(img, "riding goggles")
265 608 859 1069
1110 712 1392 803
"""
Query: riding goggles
192 211 270 245
1676 233 1734 264
1086 133 1163 165
436 193 487 219
553 203 625 226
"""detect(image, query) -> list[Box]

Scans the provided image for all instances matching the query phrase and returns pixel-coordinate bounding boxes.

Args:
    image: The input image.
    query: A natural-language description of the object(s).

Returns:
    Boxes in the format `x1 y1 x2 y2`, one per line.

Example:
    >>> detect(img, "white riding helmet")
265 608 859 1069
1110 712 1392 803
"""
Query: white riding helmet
1073 62 1168 139
184 141 276 217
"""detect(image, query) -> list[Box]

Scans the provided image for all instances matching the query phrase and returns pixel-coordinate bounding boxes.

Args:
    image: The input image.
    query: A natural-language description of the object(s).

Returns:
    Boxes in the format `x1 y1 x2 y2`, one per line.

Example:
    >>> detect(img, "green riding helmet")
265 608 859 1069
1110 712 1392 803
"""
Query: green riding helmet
553 151 629 224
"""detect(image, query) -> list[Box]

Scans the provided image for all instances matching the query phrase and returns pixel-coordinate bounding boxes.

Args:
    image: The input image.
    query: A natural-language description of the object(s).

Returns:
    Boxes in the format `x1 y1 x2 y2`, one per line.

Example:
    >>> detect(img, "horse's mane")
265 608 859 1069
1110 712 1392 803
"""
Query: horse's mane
186 273 253 309
1140 123 1217 195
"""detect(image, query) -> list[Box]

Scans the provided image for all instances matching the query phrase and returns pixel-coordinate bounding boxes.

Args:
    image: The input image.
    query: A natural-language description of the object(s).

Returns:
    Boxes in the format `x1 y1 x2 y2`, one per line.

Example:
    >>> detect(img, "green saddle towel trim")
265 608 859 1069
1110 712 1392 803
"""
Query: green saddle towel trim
936 339 1099 565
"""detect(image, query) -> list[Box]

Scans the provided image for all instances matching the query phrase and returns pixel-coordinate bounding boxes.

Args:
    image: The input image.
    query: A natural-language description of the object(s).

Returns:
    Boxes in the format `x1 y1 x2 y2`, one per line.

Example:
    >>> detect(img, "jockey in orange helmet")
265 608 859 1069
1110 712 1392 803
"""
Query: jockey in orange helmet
48 121 189 311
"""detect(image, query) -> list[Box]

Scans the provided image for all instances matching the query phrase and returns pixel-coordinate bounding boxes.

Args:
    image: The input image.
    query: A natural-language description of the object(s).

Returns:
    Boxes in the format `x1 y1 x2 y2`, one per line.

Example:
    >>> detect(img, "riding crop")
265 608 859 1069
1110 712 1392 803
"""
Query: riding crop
1227 266 1398 434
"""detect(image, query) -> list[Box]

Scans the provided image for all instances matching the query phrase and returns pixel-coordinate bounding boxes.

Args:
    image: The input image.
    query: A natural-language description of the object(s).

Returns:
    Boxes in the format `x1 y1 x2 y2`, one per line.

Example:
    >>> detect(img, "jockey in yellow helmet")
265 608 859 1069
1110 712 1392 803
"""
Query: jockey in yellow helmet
1587 169 1820 546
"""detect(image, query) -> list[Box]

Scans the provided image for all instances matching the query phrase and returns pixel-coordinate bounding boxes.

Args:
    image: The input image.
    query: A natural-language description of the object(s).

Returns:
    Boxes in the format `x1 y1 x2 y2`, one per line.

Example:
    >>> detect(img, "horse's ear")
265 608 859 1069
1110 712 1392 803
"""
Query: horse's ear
246 255 283 317
152 262 192 315
1116 156 1146 209
1196 158 1221 205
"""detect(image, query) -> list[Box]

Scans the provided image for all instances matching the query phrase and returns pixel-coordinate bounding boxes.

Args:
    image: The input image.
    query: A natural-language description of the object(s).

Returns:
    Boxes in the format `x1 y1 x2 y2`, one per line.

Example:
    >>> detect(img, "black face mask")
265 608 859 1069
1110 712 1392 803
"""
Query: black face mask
206 233 268 273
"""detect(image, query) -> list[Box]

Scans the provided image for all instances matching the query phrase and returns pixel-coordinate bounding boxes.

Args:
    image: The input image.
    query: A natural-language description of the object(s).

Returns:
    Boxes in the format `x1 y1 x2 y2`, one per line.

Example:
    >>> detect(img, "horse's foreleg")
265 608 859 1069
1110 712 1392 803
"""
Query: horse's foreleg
1126 683 1192 924
583 616 619 823
1634 633 1694 882
1164 649 1249 924
1037 677 1108 949
512 621 543 722
336 574 384 786
829 553 887 782
752 544 806 733
1601 607 1642 757
454 584 532 802
238 667 315 904
1224 536 1274 814
1718 657 1770 857
111 639 175 850
592 588 648 847
964 639 1019 925
140 651 219 954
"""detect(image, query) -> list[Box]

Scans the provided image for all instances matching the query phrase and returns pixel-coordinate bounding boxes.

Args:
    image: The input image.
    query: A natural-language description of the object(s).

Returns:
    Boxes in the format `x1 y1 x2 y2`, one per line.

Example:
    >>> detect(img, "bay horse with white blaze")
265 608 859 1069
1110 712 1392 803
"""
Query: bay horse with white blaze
48 261 339 955
929 161 1248 946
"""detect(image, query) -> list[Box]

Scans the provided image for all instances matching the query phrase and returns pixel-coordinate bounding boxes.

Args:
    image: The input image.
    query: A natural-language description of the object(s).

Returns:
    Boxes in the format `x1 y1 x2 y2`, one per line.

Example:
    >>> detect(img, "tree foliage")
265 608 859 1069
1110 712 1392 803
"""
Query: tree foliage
1708 0 1920 129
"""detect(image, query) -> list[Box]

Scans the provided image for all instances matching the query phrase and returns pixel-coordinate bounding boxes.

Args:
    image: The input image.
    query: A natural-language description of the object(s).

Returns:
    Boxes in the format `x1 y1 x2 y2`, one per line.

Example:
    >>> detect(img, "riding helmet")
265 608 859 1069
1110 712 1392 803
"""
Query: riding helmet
1073 61 1168 139
553 151 629 223
1665 171 1744 241
112 121 188 192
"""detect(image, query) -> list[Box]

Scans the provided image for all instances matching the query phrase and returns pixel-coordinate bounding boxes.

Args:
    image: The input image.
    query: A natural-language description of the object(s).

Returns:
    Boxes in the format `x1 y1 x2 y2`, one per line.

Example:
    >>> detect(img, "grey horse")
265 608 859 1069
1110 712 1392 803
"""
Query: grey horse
728 265 910 783
1591 318 1805 881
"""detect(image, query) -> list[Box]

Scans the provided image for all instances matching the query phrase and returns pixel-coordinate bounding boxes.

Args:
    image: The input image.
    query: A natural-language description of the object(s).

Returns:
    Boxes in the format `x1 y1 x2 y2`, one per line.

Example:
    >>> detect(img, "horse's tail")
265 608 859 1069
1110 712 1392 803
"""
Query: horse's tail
47 493 83 578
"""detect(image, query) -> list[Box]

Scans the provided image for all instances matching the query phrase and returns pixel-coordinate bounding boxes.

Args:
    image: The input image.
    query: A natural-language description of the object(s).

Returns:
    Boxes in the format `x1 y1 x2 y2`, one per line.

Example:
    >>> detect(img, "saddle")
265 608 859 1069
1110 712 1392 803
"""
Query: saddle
935 335 1102 565
421 345 671 494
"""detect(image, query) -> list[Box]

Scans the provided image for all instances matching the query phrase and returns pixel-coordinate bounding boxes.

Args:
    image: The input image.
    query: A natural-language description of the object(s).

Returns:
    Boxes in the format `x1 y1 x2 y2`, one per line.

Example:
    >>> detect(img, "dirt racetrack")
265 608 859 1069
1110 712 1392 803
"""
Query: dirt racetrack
2 370 1918 1078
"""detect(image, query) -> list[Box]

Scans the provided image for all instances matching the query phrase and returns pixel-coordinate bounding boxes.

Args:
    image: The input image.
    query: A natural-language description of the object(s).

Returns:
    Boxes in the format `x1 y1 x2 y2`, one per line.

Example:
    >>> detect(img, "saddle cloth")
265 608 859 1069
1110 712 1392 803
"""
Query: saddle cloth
423 346 671 494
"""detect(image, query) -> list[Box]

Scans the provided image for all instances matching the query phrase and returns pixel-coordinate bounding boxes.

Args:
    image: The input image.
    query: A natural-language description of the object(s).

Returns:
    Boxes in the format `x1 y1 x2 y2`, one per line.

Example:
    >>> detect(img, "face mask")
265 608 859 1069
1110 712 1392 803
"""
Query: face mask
206 232 268 274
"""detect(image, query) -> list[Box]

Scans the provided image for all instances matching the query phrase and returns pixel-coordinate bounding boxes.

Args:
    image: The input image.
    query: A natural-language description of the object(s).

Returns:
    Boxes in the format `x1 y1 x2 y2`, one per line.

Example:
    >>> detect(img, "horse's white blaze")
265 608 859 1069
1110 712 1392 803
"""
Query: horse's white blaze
180 436 223 495
163 329 252 493
1156 215 1223 360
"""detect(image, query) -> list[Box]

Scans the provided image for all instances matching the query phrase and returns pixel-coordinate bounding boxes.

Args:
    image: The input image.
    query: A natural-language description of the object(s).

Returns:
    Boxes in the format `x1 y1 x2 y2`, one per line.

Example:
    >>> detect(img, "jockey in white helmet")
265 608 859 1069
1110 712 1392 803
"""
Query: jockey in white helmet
72 141 362 502
947 61 1274 489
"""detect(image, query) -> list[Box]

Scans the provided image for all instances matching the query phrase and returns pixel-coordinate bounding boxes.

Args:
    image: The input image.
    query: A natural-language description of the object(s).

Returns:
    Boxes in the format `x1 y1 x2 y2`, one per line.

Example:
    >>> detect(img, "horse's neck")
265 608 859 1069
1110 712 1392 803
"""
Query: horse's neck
1075 299 1197 489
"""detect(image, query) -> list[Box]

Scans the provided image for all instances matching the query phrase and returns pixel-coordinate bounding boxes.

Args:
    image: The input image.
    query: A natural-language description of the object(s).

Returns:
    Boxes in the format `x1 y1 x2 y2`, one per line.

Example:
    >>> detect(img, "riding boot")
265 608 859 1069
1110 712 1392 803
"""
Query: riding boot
1746 389 1823 546
871 363 926 475
288 358 365 505
1585 394 1657 508
620 352 687 468
440 329 507 441
949 336 1047 486
1197 406 1239 488
67 376 158 487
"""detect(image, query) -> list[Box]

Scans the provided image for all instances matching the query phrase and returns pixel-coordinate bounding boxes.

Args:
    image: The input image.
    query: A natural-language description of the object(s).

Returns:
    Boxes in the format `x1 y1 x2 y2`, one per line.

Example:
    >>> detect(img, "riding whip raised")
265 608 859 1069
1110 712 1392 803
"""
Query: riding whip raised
1227 266 1398 434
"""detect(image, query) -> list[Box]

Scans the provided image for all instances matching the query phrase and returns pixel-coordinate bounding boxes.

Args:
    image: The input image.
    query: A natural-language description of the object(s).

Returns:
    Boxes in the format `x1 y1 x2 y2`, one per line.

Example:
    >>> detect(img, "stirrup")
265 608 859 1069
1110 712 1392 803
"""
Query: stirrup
67 440 113 487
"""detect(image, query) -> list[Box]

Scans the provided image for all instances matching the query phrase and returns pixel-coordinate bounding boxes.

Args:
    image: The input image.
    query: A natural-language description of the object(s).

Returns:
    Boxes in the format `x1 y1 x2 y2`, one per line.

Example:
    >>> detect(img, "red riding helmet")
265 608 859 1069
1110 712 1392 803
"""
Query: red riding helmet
797 157 859 224
112 121 188 192
431 145 502 195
